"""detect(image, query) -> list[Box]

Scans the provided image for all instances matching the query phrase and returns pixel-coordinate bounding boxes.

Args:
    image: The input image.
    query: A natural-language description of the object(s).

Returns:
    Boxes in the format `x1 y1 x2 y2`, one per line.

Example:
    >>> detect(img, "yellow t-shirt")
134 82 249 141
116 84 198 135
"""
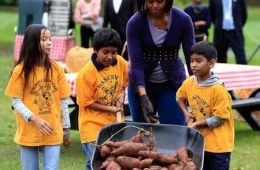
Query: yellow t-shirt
5 61 71 146
76 55 128 143
177 76 234 153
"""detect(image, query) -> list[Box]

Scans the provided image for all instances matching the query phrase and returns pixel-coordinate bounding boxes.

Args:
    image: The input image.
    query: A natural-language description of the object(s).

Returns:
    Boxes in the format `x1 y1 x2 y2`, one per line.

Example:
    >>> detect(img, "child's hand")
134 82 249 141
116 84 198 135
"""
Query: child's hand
187 117 195 127
116 100 124 112
30 115 53 135
110 106 122 113
63 129 72 149
184 111 195 120
116 92 125 105
190 122 198 129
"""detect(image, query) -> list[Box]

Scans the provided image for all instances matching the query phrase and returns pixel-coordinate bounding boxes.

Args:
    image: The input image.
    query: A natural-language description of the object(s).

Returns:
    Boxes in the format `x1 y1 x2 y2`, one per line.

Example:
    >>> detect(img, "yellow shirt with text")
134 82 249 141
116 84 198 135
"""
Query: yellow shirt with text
76 55 128 143
177 76 234 152
5 61 71 146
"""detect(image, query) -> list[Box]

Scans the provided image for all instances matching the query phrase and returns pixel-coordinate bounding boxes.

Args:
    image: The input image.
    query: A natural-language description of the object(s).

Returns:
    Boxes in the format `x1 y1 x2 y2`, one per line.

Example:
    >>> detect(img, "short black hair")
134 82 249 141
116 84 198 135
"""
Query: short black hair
190 41 217 61
93 28 121 51
137 0 173 13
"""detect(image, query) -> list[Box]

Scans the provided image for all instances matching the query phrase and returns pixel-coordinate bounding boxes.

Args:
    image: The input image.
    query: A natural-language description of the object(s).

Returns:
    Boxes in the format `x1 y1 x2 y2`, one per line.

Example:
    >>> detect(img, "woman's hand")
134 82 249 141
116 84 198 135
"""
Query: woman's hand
29 115 53 136
140 95 159 123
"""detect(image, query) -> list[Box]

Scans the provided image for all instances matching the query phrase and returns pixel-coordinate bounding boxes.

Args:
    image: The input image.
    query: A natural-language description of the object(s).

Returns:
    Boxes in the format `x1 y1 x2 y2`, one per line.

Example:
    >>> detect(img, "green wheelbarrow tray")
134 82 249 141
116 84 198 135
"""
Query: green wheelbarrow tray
92 122 204 170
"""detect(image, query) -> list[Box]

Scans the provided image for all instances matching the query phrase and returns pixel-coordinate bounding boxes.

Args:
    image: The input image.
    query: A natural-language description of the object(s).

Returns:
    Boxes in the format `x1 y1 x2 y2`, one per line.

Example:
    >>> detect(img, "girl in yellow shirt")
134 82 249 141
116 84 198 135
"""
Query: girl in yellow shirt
76 28 128 170
5 24 71 170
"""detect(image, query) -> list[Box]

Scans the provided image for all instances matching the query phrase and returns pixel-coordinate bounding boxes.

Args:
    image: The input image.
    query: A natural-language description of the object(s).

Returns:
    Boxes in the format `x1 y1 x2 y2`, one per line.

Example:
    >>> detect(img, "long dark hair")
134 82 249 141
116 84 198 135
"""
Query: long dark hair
137 0 173 13
15 24 53 88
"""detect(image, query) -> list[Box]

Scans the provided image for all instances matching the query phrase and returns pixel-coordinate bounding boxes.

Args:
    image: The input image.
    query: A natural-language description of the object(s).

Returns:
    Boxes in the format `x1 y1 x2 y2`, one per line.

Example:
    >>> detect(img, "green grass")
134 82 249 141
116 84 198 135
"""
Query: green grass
231 120 260 170
0 7 17 56
1 5 260 170
226 6 260 65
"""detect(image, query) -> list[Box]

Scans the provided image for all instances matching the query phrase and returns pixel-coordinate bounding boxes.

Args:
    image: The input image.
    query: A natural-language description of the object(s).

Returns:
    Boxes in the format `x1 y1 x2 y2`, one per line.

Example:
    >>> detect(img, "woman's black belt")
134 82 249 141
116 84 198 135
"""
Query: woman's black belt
143 49 179 61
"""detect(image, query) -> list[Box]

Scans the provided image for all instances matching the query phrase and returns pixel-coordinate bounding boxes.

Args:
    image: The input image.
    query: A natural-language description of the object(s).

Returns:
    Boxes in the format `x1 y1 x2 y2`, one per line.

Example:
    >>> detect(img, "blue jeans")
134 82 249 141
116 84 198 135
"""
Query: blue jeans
128 81 185 125
20 145 61 170
203 152 231 170
82 142 96 170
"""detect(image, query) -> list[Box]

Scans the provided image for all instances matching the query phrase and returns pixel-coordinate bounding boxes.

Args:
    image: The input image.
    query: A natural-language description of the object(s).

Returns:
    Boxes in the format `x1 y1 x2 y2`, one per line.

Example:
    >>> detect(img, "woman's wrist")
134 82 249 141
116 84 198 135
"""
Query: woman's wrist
137 86 146 96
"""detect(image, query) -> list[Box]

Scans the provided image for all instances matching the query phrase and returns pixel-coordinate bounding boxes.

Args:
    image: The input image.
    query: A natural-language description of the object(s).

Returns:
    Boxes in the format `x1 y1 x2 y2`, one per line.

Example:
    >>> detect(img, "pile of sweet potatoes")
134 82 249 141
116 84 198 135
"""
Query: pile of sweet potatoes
97 130 197 170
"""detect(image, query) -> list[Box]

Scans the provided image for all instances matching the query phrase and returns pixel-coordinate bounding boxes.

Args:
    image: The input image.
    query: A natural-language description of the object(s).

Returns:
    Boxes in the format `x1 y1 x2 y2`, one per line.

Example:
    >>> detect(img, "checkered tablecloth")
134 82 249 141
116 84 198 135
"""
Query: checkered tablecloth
66 63 260 97
213 63 260 90
65 73 78 97
14 35 76 62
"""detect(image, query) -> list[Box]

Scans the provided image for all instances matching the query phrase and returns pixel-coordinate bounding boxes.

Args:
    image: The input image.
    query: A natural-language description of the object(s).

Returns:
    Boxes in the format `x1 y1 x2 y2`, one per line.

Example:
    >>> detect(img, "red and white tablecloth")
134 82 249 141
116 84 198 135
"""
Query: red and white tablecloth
14 35 76 62
65 73 78 97
213 63 260 90
65 63 260 97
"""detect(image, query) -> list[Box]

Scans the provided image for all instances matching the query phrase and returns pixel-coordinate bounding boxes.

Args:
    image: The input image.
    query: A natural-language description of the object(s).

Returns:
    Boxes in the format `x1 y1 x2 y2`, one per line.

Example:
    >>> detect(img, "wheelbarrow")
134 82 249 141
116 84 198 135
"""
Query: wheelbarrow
92 122 204 170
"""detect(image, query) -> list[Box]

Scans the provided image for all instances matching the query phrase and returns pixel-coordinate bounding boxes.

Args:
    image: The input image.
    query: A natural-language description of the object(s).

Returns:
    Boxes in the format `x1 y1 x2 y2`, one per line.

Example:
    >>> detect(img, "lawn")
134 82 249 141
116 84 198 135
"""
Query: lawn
0 4 260 170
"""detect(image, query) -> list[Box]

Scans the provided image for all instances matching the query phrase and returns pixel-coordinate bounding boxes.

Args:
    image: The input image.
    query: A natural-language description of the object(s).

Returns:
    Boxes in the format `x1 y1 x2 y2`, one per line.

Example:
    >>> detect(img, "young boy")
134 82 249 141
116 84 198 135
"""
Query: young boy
76 28 128 170
176 41 234 170
184 0 211 42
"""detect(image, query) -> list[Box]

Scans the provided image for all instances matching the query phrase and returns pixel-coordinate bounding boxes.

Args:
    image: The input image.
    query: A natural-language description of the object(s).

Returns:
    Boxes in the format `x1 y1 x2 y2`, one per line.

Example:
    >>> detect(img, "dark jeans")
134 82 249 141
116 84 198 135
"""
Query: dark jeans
214 30 247 64
203 151 231 170
128 81 185 125
80 25 94 48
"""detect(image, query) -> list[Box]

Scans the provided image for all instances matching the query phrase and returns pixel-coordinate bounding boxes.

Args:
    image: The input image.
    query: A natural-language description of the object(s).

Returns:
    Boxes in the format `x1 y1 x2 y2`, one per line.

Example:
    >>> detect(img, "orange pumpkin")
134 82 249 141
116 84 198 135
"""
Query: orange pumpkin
65 46 93 73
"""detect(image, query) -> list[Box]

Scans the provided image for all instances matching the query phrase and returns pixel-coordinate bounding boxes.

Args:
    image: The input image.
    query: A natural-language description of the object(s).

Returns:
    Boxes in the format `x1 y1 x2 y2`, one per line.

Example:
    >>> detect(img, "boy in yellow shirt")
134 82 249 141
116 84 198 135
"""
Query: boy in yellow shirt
177 41 234 170
76 28 128 170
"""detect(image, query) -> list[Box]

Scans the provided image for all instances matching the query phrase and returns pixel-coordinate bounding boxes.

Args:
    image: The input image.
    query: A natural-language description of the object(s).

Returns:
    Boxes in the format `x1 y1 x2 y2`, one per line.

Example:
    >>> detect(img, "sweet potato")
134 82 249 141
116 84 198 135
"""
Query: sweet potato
116 156 141 169
183 160 197 170
138 150 178 164
176 147 189 162
139 158 154 169
105 130 145 149
111 142 147 156
105 140 129 148
147 165 162 170
116 156 153 169
171 151 178 158
167 163 179 170
144 165 169 170
146 132 156 151
130 130 145 143
99 156 116 169
99 144 112 158
168 163 187 170
106 161 121 170
176 165 187 170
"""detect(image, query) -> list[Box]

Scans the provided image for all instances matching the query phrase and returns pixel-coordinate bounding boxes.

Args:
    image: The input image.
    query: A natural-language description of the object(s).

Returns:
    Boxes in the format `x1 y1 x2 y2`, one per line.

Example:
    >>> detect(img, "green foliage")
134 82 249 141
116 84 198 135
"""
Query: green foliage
0 6 18 56
0 0 17 6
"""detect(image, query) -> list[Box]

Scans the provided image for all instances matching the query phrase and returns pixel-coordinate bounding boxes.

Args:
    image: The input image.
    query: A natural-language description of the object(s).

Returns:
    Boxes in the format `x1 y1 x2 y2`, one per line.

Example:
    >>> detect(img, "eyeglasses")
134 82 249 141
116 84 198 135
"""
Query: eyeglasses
146 0 165 4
